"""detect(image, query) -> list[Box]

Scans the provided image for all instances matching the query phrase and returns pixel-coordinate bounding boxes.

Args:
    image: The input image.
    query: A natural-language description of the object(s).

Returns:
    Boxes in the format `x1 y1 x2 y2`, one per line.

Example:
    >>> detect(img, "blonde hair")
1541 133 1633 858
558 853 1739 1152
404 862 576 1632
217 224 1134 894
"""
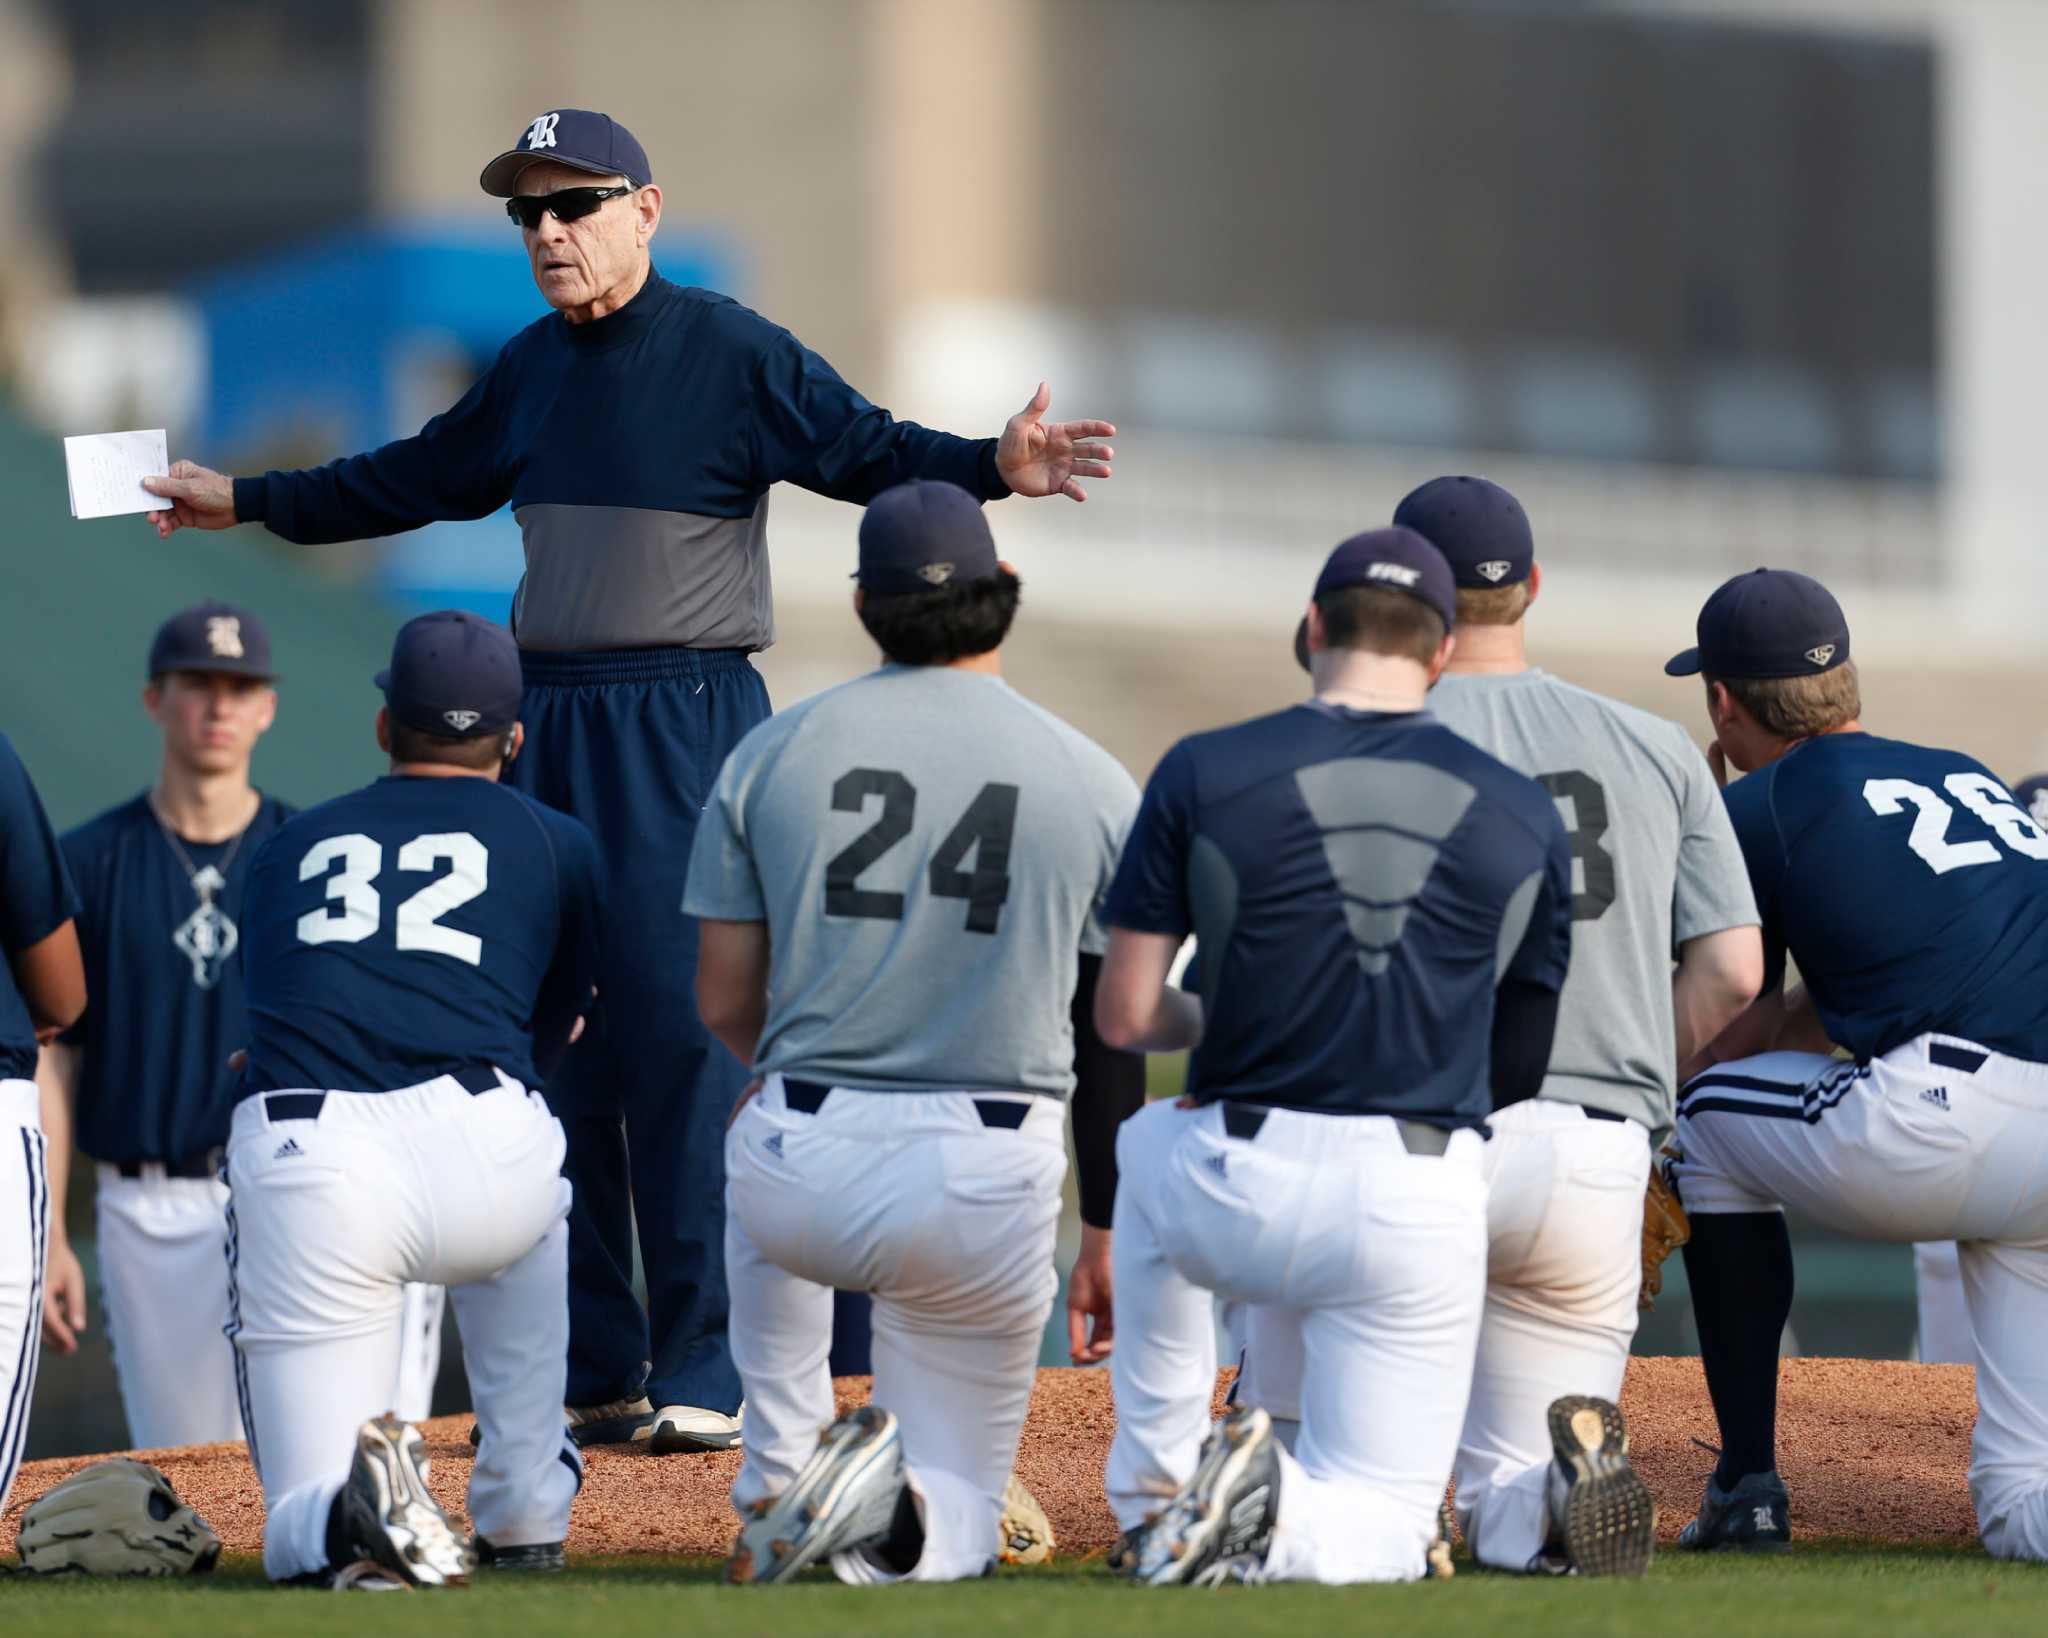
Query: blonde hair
1453 582 1532 627
1711 661 1862 741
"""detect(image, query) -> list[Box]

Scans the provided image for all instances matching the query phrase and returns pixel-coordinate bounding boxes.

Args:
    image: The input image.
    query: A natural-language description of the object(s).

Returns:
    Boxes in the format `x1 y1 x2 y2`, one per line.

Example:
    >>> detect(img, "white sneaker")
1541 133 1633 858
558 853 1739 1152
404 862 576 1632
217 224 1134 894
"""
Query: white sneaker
650 1402 744 1453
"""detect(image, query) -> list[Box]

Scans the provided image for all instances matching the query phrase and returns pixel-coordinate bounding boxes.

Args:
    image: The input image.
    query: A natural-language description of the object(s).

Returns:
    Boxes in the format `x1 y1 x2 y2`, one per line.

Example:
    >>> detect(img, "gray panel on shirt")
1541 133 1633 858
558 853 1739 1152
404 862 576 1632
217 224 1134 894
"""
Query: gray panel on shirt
1431 669 1758 1134
682 665 1139 1098
512 498 775 651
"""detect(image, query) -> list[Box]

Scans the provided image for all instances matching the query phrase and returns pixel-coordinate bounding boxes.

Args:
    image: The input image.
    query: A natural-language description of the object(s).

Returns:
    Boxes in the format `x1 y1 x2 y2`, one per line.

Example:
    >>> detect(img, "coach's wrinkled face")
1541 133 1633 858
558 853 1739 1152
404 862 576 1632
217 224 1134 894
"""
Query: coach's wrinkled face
512 159 662 320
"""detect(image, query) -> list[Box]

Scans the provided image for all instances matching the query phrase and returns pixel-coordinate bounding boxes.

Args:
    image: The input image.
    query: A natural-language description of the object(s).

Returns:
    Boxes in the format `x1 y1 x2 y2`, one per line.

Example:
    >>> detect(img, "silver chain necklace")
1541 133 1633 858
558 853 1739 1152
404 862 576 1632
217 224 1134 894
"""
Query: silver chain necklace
149 794 254 898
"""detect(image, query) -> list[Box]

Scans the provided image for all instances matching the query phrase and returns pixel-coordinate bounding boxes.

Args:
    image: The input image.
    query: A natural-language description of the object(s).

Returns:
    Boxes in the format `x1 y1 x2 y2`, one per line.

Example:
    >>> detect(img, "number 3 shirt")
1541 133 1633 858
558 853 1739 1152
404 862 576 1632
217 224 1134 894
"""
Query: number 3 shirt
1719 732 2048 1065
682 664 1139 1099
1432 670 1757 1137
238 775 606 1097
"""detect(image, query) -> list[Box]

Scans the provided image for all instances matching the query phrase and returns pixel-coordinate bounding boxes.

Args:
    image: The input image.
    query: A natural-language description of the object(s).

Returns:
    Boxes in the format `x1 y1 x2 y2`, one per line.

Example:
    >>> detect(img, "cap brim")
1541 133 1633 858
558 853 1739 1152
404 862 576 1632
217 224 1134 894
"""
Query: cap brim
479 151 627 197
1663 647 1704 677
1293 616 1310 674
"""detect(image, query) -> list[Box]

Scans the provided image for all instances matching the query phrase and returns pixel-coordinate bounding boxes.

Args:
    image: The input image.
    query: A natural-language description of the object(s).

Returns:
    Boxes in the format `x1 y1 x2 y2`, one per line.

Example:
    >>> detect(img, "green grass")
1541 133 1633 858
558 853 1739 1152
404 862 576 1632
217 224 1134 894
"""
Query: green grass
7 1547 2048 1637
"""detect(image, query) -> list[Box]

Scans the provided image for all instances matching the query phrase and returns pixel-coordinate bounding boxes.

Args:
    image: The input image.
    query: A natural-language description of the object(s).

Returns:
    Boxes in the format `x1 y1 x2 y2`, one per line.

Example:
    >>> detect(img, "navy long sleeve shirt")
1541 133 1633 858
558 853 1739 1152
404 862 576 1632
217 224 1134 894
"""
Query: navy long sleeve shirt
232 273 1010 652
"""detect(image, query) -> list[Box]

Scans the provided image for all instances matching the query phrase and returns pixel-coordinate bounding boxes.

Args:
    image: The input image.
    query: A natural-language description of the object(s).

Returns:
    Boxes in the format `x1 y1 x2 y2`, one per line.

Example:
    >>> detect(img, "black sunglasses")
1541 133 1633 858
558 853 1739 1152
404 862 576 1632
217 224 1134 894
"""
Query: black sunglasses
505 183 636 230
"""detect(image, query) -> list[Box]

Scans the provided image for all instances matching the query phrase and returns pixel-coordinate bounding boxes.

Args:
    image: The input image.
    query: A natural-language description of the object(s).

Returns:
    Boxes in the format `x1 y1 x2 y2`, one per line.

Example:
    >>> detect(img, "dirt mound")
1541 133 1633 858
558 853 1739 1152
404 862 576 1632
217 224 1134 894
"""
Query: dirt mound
1 1358 1980 1558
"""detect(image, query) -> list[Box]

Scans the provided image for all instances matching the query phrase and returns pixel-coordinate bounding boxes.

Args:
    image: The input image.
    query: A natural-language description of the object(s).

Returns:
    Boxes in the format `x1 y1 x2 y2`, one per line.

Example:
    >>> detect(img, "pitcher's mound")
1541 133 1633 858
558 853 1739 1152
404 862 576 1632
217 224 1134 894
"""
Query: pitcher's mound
3 1358 1979 1557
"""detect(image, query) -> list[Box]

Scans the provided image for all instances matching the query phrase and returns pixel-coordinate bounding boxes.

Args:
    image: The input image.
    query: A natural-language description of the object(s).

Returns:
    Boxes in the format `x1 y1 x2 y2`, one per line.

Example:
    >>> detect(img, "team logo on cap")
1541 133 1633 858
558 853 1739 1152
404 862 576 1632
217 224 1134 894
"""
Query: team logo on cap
443 709 482 731
1368 562 1421 588
206 616 244 659
524 112 560 152
1475 560 1512 584
917 562 956 586
1805 644 1837 668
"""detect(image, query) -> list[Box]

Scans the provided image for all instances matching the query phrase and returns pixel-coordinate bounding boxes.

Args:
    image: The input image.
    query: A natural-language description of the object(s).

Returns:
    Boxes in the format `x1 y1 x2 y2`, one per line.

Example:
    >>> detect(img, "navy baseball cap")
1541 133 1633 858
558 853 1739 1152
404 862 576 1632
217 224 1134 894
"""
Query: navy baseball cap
2015 774 2048 827
480 109 652 197
1665 568 1851 679
856 481 1000 596
1293 526 1457 672
148 600 275 680
1392 475 1535 590
375 611 522 739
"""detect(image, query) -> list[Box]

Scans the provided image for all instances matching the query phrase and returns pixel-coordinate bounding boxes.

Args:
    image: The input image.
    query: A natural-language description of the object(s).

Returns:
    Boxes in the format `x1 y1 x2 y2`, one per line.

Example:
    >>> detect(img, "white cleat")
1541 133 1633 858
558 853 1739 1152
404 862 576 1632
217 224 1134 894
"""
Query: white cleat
724 1406 905 1585
1128 1406 1280 1587
336 1414 475 1588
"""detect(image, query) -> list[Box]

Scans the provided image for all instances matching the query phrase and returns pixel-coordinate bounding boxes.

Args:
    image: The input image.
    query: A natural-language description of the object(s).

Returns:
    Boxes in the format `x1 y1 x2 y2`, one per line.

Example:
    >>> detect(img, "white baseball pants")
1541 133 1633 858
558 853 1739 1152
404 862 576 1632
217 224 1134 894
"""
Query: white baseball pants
224 1071 579 1581
0 1079 48 1519
1108 1099 1488 1584
96 1167 446 1447
724 1076 1065 1584
1913 1240 1973 1364
1672 1036 2048 1561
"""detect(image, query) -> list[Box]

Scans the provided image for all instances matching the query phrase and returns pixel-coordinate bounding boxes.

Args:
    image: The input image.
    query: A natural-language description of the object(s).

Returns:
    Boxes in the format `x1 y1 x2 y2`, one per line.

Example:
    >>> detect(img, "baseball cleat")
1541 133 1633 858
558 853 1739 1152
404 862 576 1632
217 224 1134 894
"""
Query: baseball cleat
475 1538 567 1572
565 1395 658 1447
724 1405 906 1586
1544 1395 1656 1577
335 1415 474 1588
1677 1467 1791 1553
650 1403 744 1454
1127 1405 1279 1587
328 1559 412 1592
998 1473 1055 1565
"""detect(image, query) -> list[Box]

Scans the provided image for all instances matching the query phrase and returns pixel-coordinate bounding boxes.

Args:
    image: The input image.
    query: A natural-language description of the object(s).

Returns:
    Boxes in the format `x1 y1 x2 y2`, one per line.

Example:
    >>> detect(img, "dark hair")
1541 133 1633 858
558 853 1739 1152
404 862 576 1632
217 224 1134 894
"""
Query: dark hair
1706 663 1862 741
857 569 1022 666
1315 584 1446 666
389 721 511 771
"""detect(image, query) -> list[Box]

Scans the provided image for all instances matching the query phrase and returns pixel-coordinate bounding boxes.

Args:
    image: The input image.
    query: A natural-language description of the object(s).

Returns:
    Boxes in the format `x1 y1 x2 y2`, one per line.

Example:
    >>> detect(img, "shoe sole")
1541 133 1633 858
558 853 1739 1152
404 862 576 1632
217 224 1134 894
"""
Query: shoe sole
1137 1409 1276 1587
650 1417 744 1455
346 1416 474 1588
726 1407 901 1586
569 1413 656 1447
1548 1396 1656 1579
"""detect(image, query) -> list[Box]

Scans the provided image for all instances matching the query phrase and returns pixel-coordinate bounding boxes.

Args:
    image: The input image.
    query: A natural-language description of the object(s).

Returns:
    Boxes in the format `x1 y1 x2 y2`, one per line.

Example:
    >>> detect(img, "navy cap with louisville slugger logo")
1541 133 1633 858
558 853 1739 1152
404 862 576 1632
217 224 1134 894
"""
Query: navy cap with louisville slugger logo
856 480 1000 596
1293 526 1457 672
480 109 653 197
148 600 276 680
375 611 523 739
1665 567 1851 679
1392 475 1535 589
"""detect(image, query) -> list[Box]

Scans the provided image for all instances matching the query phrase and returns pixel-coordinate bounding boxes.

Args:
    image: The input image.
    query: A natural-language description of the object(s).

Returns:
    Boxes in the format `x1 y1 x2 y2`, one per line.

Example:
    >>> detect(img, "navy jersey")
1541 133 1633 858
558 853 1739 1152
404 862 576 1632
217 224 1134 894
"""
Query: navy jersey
1103 703 1572 1126
239 776 604 1096
61 794 293 1163
0 733 81 1082
1724 732 2048 1063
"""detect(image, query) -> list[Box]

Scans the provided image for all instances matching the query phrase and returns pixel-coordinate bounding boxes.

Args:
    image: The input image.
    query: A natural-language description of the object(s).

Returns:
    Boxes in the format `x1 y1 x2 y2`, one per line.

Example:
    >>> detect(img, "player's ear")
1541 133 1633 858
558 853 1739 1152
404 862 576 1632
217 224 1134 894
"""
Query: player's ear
852 586 866 616
1526 561 1542 605
1427 630 1456 687
253 686 278 736
1303 600 1324 653
503 723 525 766
142 678 164 720
375 708 392 755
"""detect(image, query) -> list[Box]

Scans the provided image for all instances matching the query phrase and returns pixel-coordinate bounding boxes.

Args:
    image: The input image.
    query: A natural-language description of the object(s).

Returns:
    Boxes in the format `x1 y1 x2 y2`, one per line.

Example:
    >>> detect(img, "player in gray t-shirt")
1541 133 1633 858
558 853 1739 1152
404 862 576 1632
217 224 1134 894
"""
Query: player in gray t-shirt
685 481 1140 1588
1411 478 1761 1573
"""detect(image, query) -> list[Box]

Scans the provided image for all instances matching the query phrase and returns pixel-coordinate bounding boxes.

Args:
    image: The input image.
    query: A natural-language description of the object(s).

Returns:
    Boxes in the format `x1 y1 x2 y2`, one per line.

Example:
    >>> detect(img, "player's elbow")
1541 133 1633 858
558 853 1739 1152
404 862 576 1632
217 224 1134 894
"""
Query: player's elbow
1689 925 1766 1030
1093 982 1149 1053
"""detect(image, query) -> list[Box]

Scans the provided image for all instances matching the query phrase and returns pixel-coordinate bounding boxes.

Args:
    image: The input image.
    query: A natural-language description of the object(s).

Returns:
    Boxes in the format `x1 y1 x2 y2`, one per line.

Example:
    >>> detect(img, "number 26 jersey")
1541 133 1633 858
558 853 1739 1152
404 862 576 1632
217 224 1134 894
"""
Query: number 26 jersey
1724 732 2048 1064
238 775 606 1097
683 664 1139 1099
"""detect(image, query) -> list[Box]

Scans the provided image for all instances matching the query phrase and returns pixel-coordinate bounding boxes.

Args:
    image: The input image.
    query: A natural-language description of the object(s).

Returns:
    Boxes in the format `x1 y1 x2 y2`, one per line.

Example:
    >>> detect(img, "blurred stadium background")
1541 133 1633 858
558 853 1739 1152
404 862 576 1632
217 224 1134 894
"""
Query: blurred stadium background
4 0 2042 1455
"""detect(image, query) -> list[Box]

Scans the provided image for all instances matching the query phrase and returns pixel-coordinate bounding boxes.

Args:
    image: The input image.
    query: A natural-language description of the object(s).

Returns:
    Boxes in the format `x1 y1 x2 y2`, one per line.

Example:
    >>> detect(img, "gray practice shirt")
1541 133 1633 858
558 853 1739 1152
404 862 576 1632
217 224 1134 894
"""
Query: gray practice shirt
1431 668 1758 1135
683 664 1139 1097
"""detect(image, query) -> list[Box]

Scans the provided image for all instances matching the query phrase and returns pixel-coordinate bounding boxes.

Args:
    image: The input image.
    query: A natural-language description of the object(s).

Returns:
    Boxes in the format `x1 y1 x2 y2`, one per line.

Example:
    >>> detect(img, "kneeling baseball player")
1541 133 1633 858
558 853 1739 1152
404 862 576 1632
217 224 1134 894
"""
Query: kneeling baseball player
685 480 1143 1585
227 611 604 1586
1095 529 1573 1585
1665 572 2048 1560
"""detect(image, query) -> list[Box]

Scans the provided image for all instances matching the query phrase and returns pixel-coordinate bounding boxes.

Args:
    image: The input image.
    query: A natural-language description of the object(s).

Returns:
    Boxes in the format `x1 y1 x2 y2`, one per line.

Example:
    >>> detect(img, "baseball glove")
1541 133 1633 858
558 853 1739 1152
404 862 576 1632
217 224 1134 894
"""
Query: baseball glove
997 1473 1055 1565
1641 1155 1690 1313
16 1458 222 1577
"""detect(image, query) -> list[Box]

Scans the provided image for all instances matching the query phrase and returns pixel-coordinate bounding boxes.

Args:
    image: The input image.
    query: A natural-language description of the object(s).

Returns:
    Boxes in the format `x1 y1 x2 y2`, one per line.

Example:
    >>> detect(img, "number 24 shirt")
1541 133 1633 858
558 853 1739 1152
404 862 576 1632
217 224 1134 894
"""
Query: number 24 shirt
682 665 1139 1100
1723 731 2048 1064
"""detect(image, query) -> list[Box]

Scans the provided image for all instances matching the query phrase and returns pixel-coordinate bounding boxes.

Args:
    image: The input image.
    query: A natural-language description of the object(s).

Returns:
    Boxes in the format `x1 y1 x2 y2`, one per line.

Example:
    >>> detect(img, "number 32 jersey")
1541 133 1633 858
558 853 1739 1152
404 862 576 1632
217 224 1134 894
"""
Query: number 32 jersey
683 664 1139 1099
238 775 606 1097
1724 732 2048 1064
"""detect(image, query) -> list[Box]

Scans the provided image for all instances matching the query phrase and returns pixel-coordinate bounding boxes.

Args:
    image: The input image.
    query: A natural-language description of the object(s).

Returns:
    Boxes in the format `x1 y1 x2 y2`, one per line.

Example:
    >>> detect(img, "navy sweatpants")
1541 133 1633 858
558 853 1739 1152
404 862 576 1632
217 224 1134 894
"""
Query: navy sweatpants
510 646 769 1413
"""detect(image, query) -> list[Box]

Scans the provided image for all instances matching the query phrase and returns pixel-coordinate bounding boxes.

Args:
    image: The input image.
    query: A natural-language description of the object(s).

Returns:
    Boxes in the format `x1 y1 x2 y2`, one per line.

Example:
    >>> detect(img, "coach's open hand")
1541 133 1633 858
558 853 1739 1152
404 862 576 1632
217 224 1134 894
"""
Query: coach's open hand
997 382 1115 502
141 460 237 539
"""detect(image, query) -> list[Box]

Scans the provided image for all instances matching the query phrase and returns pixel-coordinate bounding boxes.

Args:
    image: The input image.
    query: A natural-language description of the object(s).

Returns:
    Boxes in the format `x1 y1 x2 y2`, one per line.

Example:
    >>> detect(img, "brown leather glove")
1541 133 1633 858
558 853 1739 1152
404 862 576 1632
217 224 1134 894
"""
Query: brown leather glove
1641 1155 1691 1312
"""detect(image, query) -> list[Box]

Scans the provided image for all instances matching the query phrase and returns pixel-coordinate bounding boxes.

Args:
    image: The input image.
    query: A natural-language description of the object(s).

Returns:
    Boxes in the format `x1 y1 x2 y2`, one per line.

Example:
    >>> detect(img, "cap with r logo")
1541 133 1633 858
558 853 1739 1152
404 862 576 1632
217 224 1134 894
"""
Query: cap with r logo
479 109 653 197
